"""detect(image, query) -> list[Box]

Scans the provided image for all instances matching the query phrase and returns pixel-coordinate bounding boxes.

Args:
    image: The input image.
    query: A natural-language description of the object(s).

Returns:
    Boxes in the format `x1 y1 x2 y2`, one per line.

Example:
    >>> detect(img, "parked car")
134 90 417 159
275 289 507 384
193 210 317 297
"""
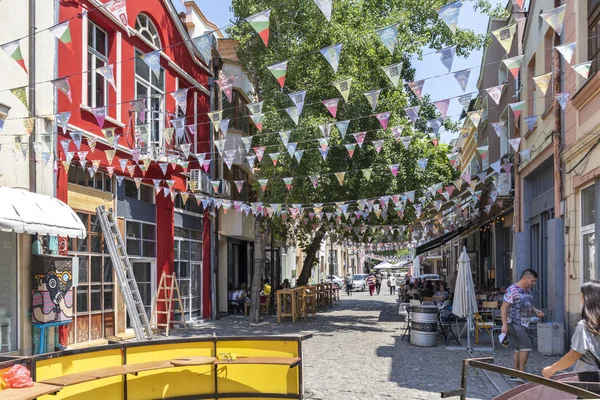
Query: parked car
351 274 369 291
418 274 442 282
326 275 345 289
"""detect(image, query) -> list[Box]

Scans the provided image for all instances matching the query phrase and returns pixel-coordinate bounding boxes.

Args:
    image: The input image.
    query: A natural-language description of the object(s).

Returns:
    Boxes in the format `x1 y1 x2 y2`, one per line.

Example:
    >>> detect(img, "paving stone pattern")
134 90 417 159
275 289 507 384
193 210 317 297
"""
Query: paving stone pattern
173 291 563 399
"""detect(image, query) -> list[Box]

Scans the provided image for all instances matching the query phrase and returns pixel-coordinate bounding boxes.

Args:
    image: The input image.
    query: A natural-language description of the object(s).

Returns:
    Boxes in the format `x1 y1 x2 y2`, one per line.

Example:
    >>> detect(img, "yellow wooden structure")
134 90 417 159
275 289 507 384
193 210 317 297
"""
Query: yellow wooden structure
0 335 310 400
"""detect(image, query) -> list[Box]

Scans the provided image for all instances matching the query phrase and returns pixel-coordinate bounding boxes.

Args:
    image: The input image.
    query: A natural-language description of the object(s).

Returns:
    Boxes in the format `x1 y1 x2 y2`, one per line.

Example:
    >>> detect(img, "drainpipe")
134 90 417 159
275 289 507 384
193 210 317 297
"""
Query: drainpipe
552 0 563 219
28 0 37 193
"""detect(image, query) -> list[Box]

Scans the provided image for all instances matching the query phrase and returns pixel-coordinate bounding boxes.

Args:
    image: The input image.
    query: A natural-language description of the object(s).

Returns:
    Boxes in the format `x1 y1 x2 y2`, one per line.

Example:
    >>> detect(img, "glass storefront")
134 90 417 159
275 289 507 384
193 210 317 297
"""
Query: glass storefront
174 227 202 321
0 232 18 353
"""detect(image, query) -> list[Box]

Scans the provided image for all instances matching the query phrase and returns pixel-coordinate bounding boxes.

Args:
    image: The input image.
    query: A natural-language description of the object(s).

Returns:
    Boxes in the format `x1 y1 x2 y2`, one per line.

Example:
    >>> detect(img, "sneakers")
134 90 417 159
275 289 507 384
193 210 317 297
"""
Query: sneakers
509 376 528 383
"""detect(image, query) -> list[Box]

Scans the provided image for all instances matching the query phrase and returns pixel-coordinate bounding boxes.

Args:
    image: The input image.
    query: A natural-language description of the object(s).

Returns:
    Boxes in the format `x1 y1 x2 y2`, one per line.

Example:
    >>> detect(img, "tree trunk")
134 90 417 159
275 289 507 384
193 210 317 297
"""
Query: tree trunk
296 228 326 287
249 216 265 323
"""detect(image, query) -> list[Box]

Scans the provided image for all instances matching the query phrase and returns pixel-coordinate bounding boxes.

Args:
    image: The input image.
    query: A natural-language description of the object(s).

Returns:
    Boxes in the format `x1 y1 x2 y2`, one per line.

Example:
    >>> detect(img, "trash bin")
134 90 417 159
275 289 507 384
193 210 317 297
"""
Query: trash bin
411 305 438 347
537 323 564 355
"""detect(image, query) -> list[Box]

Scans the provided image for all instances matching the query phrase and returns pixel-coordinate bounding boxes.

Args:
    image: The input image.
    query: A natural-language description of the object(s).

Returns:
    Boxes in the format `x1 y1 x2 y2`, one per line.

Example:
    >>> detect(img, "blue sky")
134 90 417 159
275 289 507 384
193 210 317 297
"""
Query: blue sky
188 0 503 144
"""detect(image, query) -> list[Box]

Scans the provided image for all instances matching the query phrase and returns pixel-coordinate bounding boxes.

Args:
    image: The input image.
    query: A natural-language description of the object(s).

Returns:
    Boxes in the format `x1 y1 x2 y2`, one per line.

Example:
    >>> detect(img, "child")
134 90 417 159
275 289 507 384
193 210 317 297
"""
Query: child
542 281 600 381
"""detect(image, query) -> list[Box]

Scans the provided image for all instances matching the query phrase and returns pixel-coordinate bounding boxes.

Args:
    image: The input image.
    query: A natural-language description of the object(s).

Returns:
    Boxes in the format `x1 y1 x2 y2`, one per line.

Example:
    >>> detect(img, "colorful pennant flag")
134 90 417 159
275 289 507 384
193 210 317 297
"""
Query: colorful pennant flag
532 73 552 95
208 110 223 132
192 33 213 65
524 116 537 132
333 78 352 102
246 10 271 46
319 124 332 137
381 63 402 88
417 158 429 170
405 106 420 124
573 62 593 79
540 4 566 35
491 121 507 137
556 92 570 110
362 168 373 181
283 177 293 190
453 69 471 92
217 76 234 103
491 23 517 54
285 107 300 125
1 40 27 73
436 45 456 73
267 61 288 88
91 107 106 128
313 0 333 21
52 78 72 103
353 132 367 148
555 42 576 64
171 88 188 114
376 112 391 130
389 164 400 177
251 113 266 131
508 138 521 152
345 144 356 158
434 99 450 118
372 140 384 153
335 172 346 185
323 98 340 118
258 179 269 192
458 93 473 112
254 146 266 162
336 120 350 138
485 84 505 105
438 1 462 34
288 91 307 115
140 51 161 77
310 174 320 188
509 101 525 120
320 44 342 73
50 20 73 49
375 23 400 55
502 55 524 79
400 136 412 150
364 89 381 112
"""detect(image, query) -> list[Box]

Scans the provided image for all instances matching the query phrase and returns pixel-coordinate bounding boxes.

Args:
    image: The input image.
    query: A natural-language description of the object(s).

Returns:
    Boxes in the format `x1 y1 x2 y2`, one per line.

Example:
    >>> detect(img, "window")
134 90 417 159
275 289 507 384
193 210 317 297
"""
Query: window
135 50 165 146
88 22 108 108
589 0 600 75
582 184 596 283
135 13 161 48
527 57 536 118
68 164 113 193
126 221 156 258
68 213 115 344
174 196 203 214
223 166 251 202
124 179 154 203
174 228 202 321
222 90 251 134
0 232 18 353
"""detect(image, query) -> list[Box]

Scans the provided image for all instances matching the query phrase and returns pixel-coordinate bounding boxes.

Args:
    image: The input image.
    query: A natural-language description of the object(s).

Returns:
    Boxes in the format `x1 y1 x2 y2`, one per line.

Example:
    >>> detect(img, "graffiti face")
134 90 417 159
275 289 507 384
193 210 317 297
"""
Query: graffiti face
31 257 74 323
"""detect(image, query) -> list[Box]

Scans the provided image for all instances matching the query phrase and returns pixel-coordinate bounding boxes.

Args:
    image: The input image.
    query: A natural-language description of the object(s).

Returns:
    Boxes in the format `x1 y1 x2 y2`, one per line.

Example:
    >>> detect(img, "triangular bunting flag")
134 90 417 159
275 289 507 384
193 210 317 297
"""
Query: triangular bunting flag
335 172 346 185
509 101 525 120
353 132 367 148
405 106 420 124
364 90 381 112
323 98 340 118
376 112 391 130
491 23 517 54
532 73 552 95
540 4 566 35
485 84 505 105
555 42 576 64
408 80 425 100
267 61 288 88
375 23 400 55
389 164 399 177
336 120 350 138
453 69 471 92
246 10 271 46
320 44 342 73
381 63 402 88
502 55 524 79
438 1 462 34
288 91 307 115
333 78 352 102
436 45 456 73
434 99 450 118
1 40 27 73
313 0 333 21
556 92 570 110
285 107 300 125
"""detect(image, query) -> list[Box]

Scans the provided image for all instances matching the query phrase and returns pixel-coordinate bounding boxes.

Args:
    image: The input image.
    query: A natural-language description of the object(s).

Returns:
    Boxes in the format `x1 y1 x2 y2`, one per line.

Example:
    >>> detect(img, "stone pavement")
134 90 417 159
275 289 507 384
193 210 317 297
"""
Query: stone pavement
171 290 563 400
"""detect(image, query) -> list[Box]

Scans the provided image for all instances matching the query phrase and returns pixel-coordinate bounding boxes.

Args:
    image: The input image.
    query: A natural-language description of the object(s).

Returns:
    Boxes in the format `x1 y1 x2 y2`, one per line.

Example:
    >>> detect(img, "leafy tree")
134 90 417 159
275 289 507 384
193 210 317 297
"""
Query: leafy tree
227 0 490 295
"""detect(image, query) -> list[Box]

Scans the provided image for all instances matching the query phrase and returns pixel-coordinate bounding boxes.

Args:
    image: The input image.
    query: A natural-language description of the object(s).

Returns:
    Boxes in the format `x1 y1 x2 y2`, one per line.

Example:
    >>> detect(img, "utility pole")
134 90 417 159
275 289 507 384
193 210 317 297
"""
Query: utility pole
28 0 36 193
552 0 563 219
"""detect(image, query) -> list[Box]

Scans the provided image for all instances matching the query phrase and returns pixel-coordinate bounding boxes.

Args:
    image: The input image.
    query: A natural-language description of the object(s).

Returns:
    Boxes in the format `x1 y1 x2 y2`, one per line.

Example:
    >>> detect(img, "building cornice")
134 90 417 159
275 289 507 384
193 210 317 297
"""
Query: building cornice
563 129 600 162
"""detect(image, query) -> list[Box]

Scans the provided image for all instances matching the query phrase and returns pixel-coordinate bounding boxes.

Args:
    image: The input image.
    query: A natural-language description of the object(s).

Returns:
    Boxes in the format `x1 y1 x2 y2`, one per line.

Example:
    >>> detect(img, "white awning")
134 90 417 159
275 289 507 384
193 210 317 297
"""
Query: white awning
0 187 87 239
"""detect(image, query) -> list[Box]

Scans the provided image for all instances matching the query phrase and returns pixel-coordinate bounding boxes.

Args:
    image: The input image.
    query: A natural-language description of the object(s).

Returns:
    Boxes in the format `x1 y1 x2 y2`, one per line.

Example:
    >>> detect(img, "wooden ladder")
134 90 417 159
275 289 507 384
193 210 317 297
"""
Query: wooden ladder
151 272 187 336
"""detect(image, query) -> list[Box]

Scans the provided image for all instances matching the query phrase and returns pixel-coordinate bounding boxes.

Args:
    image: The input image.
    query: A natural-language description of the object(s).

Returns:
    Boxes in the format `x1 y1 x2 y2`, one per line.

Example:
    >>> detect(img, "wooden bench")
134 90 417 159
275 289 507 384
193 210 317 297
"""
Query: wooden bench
215 357 301 368
0 382 61 400
40 357 216 387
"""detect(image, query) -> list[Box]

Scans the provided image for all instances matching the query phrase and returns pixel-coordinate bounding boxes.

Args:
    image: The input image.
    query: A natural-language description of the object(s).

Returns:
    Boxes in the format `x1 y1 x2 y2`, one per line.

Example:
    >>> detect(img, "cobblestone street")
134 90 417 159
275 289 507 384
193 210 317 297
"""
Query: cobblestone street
175 291 563 399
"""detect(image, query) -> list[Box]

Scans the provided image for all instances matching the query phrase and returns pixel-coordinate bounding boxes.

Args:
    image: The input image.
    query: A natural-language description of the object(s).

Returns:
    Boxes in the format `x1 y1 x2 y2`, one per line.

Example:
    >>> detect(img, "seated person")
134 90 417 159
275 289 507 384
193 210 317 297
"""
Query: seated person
490 287 505 302
433 284 450 300
230 283 247 314
421 283 435 299
407 284 419 299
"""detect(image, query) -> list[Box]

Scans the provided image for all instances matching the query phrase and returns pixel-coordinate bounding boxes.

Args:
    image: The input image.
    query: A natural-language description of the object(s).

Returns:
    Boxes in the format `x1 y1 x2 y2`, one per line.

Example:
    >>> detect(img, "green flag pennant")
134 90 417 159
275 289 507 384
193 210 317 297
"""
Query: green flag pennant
540 4 566 35
269 152 280 166
362 168 372 181
250 113 266 132
334 171 346 185
246 9 271 46
381 63 402 88
207 110 223 132
283 177 293 190
267 61 288 88
10 86 28 108
258 178 269 192
320 44 342 73
49 21 72 48
345 143 356 158
509 101 526 120
491 23 517 54
211 180 221 194
375 23 400 55
1 40 27 73
333 78 352 102
501 55 524 79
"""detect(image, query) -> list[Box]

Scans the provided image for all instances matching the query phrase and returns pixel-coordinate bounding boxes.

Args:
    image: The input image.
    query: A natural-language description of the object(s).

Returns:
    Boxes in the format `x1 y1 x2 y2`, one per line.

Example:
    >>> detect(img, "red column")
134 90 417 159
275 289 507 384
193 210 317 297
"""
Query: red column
155 193 174 324
202 212 212 319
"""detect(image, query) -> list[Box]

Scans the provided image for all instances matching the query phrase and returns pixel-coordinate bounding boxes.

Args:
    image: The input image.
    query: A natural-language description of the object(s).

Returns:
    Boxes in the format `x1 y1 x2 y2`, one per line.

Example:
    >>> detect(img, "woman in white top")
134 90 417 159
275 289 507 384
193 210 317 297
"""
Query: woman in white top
388 275 398 296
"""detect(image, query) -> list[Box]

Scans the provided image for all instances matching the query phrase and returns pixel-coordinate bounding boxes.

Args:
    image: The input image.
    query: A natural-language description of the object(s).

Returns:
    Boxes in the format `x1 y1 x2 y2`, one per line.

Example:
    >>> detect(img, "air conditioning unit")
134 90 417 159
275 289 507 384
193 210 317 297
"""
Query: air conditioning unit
189 169 211 194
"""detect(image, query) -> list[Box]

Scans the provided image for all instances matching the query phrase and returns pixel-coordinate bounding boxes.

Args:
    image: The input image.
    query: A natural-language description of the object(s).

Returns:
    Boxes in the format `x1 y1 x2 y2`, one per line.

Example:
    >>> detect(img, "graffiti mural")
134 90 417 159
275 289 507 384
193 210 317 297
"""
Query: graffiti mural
31 255 73 324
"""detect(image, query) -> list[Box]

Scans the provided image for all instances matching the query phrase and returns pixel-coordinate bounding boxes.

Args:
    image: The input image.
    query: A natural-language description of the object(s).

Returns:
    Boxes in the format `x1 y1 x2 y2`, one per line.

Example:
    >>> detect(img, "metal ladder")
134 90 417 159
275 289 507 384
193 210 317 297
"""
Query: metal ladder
96 206 153 341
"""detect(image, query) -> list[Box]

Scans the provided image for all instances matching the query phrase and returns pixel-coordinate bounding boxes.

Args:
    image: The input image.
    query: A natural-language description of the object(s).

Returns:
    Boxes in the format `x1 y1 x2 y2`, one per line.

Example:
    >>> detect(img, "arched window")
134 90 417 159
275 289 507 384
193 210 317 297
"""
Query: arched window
135 13 161 48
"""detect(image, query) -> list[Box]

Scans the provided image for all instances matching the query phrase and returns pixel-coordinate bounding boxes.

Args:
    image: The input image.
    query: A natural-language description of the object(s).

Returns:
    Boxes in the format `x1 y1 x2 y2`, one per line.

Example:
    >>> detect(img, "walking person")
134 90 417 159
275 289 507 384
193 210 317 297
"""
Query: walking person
542 280 600 382
345 274 353 296
501 269 545 382
375 272 382 295
367 274 376 296
388 274 397 296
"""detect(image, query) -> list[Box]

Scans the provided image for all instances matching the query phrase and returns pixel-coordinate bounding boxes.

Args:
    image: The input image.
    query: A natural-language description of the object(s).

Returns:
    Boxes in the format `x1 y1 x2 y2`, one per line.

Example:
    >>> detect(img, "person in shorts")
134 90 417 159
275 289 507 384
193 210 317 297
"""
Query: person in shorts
501 269 545 382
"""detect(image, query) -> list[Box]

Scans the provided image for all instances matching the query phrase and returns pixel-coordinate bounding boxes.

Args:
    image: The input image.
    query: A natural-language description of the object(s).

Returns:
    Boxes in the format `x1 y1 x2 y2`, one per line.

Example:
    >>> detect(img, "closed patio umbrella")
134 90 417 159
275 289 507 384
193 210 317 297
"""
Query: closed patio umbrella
452 246 478 350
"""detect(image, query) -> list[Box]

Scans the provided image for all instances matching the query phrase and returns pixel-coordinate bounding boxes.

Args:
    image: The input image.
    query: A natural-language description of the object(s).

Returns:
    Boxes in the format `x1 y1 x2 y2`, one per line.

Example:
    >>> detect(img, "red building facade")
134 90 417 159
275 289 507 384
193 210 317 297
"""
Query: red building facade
56 0 213 344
